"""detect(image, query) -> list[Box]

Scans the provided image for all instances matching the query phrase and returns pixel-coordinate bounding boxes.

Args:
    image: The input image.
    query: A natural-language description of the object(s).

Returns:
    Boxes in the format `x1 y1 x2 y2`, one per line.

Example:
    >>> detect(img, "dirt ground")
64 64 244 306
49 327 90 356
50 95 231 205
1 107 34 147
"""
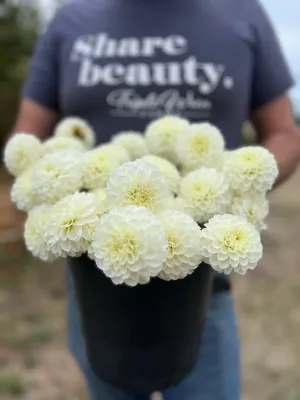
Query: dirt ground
0 168 300 400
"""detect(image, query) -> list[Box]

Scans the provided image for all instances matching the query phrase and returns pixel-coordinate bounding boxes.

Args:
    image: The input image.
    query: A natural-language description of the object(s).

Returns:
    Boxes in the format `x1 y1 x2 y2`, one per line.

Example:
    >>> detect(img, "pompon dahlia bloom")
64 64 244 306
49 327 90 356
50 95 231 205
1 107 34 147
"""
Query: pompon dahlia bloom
44 192 99 258
89 206 168 286
31 150 84 203
157 210 203 281
95 143 130 165
223 146 278 192
91 187 109 218
176 123 225 170
112 131 148 160
54 117 96 149
4 133 43 177
230 192 269 231
143 155 181 194
179 168 230 223
82 148 121 190
145 115 189 164
105 159 172 213
200 214 263 275
24 204 57 262
11 168 39 212
42 137 86 154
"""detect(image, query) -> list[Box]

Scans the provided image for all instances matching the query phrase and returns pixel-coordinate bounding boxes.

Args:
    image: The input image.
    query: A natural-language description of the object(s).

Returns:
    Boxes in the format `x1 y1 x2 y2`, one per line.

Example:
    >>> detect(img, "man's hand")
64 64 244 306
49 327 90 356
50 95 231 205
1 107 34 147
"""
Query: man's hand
252 95 300 187
7 98 59 143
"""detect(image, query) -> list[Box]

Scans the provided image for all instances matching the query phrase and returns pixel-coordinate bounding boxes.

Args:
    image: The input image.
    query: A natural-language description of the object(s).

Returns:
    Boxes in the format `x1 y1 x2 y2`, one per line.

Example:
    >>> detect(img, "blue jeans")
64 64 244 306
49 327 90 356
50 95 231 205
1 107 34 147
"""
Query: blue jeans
67 280 240 400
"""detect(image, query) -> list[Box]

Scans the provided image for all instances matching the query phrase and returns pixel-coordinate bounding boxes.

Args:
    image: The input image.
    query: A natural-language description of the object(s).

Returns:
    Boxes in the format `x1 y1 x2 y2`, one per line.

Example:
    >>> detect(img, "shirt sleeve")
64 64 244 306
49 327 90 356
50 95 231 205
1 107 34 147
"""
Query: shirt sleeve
251 1 295 110
22 14 61 112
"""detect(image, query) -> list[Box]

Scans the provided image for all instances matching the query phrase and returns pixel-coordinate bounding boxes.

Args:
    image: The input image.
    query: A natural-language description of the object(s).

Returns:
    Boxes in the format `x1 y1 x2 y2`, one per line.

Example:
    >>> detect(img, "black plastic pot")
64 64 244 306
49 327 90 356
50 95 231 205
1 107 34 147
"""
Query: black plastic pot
69 255 214 394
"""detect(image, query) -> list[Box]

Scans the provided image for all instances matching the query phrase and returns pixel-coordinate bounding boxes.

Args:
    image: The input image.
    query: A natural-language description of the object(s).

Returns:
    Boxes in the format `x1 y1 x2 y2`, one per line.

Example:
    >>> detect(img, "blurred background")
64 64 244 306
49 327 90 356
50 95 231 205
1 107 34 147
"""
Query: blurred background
0 0 299 399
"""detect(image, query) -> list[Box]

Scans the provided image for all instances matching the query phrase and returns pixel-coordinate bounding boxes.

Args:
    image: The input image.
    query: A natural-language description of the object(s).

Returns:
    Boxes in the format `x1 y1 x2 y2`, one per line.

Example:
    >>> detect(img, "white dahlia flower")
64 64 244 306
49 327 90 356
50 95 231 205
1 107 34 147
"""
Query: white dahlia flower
42 137 85 154
44 192 99 258
112 131 148 160
230 192 269 231
11 168 39 212
31 150 84 203
94 143 130 165
105 159 172 213
157 210 202 281
54 117 96 149
200 214 263 275
24 204 57 262
91 187 109 219
176 123 225 170
223 146 278 192
90 206 168 286
82 148 121 190
143 155 181 194
145 115 189 164
4 133 43 177
179 168 230 223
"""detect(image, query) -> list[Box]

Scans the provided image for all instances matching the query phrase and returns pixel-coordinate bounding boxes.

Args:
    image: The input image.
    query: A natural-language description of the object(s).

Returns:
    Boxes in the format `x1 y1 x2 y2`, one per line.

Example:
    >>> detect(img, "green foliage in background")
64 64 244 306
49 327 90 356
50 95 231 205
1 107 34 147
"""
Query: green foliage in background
0 0 39 151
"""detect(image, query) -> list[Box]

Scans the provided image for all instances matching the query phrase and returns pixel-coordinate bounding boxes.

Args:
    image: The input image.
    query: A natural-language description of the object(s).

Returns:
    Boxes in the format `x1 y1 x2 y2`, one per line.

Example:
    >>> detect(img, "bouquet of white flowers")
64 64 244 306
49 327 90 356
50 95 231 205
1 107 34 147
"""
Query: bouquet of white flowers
4 115 278 286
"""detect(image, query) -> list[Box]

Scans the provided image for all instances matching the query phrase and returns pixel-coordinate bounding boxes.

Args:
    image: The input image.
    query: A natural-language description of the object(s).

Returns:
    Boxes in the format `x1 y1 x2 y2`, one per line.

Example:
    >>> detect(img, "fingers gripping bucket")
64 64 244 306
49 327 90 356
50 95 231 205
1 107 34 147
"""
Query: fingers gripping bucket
69 255 214 394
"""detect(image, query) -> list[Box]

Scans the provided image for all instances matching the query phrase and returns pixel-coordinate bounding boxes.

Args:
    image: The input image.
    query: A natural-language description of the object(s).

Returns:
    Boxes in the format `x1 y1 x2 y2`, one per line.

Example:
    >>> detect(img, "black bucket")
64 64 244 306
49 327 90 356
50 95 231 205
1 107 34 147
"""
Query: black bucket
69 255 214 394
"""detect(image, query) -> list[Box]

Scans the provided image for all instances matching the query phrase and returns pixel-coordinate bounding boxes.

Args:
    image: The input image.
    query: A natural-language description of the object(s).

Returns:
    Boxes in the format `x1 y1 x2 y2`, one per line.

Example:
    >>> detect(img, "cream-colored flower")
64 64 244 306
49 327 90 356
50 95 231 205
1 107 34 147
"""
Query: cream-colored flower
24 205 57 262
4 133 43 177
145 115 189 164
31 150 84 203
176 123 225 170
200 214 263 275
179 168 230 223
54 117 96 149
94 143 130 165
157 210 202 281
90 206 168 286
162 196 190 214
42 137 86 154
44 192 99 258
105 159 172 213
112 131 148 160
11 168 39 212
143 155 181 194
91 187 109 219
82 148 121 190
230 192 269 231
223 146 278 192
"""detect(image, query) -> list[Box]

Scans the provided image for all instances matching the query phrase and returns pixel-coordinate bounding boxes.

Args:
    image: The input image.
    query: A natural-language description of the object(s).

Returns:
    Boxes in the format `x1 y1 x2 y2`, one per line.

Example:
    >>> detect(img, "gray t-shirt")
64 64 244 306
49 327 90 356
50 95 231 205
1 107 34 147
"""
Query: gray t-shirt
23 0 294 393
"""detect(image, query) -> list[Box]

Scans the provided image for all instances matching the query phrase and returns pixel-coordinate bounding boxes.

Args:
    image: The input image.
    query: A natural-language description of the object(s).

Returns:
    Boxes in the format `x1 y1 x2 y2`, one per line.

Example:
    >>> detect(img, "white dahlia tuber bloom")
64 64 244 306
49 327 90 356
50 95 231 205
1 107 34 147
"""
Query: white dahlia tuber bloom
145 115 189 164
54 117 96 149
200 214 263 275
223 146 278 193
143 155 181 194
82 148 121 190
42 137 86 154
179 168 230 223
44 192 99 258
90 206 168 286
157 210 203 281
105 159 172 213
176 123 225 170
31 150 84 203
11 168 39 212
4 133 43 177
230 192 269 231
24 204 57 262
112 131 148 160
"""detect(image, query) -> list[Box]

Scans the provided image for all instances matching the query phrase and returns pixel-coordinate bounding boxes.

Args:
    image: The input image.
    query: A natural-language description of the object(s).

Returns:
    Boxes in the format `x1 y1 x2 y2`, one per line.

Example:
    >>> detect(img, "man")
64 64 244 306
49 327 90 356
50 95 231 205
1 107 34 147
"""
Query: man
11 0 300 398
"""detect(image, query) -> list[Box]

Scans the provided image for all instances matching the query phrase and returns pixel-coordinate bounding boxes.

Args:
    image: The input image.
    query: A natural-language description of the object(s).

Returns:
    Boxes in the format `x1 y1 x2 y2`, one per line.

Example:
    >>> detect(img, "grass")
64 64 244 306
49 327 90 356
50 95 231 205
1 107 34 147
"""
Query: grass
0 375 26 397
